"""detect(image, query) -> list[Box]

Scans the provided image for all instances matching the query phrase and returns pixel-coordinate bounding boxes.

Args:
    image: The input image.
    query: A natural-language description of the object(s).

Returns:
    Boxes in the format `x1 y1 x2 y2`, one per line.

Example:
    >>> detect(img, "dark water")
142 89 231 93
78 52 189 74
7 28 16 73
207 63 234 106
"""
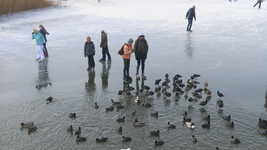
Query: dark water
0 0 267 149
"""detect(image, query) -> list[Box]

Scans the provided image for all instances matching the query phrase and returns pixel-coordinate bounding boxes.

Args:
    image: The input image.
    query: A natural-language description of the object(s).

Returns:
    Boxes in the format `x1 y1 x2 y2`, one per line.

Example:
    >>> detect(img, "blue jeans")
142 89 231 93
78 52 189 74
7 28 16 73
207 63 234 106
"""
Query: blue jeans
101 46 111 61
136 54 146 75
187 19 193 31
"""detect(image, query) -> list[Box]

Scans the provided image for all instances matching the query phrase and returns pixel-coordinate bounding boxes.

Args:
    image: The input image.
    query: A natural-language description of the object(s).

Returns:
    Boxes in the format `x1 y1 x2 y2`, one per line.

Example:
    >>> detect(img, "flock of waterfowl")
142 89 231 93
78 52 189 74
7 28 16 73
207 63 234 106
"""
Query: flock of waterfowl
20 73 267 149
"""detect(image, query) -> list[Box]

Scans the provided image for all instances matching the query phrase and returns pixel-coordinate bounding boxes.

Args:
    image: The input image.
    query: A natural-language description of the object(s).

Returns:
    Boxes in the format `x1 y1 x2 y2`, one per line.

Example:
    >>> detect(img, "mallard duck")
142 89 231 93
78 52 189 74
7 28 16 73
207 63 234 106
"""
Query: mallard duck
186 122 195 128
66 125 73 131
117 116 125 122
202 121 210 128
121 136 132 142
230 136 240 144
206 90 212 96
96 137 108 142
106 106 114 111
217 91 224 98
94 102 99 109
204 82 208 87
151 111 158 117
69 113 76 118
75 127 81 135
46 96 52 103
116 126 122 132
133 119 145 126
111 99 120 105
20 122 34 128
167 122 176 128
28 126 37 132
76 135 86 141
191 135 197 143
154 140 164 146
223 115 231 121
150 130 160 136
225 121 234 127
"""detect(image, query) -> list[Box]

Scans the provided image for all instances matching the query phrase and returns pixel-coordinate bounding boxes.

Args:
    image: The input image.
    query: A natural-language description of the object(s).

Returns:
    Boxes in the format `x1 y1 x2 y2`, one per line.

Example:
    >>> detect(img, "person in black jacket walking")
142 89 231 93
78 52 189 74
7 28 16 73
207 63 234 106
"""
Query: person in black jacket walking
185 5 196 32
84 36 95 70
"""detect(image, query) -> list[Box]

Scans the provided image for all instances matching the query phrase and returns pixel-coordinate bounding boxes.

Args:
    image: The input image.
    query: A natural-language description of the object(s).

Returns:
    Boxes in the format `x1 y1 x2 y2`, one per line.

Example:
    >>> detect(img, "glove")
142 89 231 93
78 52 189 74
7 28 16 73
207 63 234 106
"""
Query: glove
32 32 34 34
84 54 86 57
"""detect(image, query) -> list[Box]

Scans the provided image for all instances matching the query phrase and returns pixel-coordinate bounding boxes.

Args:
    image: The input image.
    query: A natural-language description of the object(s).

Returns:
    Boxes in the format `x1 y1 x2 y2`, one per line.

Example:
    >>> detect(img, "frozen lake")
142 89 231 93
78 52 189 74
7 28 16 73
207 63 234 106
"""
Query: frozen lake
0 0 267 149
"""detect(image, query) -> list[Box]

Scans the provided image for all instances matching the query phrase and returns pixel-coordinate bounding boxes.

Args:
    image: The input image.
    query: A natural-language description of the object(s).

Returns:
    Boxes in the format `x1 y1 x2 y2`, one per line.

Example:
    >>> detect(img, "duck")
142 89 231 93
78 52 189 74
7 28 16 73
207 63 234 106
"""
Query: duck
155 79 161 85
216 147 219 150
182 110 188 116
167 122 176 128
164 91 171 97
141 103 151 107
147 91 155 96
134 121 145 126
76 135 86 141
230 136 240 144
258 123 267 129
192 74 201 78
259 118 267 124
154 140 164 146
46 96 53 103
192 91 199 97
225 121 234 127
144 85 150 91
187 97 193 102
75 127 81 135
258 130 267 135
28 126 37 133
150 130 160 136
202 121 210 128
118 90 124 95
69 113 76 118
132 110 136 115
116 104 124 109
182 117 191 122
20 122 34 128
199 100 208 107
94 102 99 109
117 116 125 122
66 125 73 131
223 115 231 121
186 122 195 129
106 106 114 111
111 99 120 105
96 137 108 142
121 136 132 142
191 135 197 143
217 91 224 98
151 111 158 117
179 83 185 89
195 88 203 93
218 101 224 108
204 82 208 87
116 126 122 132
202 115 210 120
135 96 141 104
206 90 212 96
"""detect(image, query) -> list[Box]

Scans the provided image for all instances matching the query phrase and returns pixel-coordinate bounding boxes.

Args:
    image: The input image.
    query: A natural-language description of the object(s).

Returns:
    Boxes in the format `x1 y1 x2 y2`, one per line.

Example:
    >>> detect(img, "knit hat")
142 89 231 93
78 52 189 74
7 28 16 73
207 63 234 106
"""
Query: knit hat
101 30 105 34
128 38 133 44
139 32 145 37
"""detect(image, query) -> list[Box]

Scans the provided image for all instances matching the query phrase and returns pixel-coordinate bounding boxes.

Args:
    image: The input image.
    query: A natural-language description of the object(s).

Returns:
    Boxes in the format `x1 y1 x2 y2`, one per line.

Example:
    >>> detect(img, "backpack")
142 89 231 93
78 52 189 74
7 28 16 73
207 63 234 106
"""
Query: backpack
118 44 128 55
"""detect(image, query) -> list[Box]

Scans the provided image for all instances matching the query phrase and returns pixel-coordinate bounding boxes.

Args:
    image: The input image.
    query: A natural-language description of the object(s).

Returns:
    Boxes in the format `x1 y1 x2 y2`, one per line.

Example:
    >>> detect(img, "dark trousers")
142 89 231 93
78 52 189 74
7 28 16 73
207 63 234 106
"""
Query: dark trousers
101 46 111 61
123 59 130 77
43 43 47 52
136 54 146 75
254 2 261 8
87 55 95 68
187 19 193 31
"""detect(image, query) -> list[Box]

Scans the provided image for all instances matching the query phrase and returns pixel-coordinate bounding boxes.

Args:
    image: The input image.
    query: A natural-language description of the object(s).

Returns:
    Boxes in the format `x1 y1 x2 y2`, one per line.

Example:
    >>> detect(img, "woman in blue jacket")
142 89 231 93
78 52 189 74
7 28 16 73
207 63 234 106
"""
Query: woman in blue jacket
39 25 49 57
32 29 46 61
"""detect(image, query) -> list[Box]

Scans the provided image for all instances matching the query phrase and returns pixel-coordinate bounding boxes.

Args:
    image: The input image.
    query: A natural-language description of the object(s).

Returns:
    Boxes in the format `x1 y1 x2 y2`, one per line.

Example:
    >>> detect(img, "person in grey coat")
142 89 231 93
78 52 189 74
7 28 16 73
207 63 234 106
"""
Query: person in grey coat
84 36 95 70
185 5 196 32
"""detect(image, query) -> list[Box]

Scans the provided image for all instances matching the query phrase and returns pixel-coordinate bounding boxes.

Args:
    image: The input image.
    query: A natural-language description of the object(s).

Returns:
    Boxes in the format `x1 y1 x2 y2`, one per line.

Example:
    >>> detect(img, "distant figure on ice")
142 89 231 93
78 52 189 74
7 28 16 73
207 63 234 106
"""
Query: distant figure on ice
99 30 111 63
253 0 263 9
39 25 49 58
32 29 46 61
185 5 196 32
84 36 95 70
134 33 149 80
98 0 101 2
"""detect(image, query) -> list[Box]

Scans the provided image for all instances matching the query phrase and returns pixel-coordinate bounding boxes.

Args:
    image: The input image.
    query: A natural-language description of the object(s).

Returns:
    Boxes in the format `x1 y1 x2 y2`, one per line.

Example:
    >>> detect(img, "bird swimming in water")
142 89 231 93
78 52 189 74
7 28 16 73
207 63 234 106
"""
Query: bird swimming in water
28 126 37 133
202 115 210 120
66 125 73 131
20 122 34 128
258 118 267 124
94 102 99 109
106 106 114 111
230 136 240 144
191 135 197 143
117 116 125 122
154 140 164 146
217 91 224 98
141 103 152 107
111 99 120 105
76 135 86 141
151 111 158 117
202 121 210 128
46 96 52 103
150 130 160 136
225 121 234 128
204 82 208 87
199 100 208 107
69 113 76 118
75 127 81 135
222 115 231 121
182 117 191 122
167 122 176 128
116 104 124 109
116 126 122 132
121 136 132 142
135 96 141 104
182 110 188 116
186 122 195 129
96 137 108 142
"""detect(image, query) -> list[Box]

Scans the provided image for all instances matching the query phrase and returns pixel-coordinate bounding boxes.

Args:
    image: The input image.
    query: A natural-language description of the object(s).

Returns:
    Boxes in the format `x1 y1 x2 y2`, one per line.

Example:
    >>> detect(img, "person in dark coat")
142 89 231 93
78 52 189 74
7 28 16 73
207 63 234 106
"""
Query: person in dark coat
134 33 149 79
253 0 262 9
84 36 95 70
99 30 111 63
39 25 49 57
185 5 196 32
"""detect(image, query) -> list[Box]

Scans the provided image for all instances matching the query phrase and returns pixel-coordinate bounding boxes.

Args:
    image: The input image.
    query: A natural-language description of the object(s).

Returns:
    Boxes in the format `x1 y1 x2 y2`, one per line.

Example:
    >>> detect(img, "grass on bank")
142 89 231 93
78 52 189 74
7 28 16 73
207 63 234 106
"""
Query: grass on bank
0 0 61 16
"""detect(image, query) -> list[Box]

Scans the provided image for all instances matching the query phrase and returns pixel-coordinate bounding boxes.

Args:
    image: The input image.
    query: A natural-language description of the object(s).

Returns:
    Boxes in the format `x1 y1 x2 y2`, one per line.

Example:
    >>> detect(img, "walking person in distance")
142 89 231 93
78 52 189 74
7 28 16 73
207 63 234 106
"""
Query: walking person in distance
185 5 196 32
99 30 111 63
84 36 95 70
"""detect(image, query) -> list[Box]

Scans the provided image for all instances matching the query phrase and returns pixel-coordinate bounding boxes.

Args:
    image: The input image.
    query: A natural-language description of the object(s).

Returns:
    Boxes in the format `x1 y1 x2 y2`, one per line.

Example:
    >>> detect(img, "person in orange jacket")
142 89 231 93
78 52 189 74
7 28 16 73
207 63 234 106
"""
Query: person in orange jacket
122 38 134 82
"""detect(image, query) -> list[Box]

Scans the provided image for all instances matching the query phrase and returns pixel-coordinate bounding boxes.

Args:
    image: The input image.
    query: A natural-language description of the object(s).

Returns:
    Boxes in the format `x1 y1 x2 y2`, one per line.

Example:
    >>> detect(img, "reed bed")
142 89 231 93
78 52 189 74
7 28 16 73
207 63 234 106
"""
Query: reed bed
0 0 61 16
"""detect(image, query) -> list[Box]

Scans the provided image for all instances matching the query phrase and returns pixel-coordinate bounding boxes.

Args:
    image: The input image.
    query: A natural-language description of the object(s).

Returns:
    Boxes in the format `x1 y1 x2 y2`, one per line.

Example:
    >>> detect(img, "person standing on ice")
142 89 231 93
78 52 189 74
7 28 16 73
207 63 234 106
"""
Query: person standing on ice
253 0 263 9
134 33 149 80
122 38 134 82
39 25 49 57
185 5 196 32
99 30 112 63
32 29 46 61
84 36 95 70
